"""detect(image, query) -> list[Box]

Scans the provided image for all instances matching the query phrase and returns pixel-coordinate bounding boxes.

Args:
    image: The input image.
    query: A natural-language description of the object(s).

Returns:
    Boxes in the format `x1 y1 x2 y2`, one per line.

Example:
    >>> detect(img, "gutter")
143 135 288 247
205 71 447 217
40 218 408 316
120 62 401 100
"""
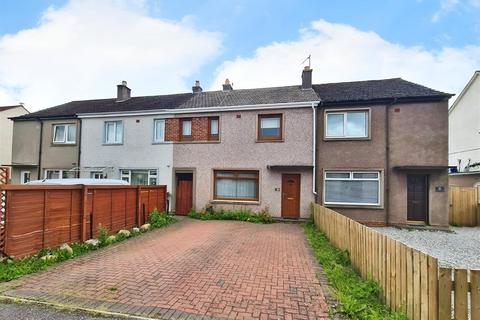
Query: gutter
311 102 317 196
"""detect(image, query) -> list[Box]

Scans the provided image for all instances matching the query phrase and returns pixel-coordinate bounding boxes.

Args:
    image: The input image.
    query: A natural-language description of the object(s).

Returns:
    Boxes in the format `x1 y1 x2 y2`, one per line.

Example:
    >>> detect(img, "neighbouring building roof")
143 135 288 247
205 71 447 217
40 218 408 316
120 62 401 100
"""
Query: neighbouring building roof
313 78 452 105
448 70 480 114
0 105 28 113
13 78 452 120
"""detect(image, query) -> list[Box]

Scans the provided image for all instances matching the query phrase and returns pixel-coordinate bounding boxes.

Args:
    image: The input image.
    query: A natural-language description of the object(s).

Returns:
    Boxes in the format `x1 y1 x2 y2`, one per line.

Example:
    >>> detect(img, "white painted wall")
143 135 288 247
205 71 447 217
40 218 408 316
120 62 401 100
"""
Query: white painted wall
0 106 29 167
449 74 480 171
79 115 174 193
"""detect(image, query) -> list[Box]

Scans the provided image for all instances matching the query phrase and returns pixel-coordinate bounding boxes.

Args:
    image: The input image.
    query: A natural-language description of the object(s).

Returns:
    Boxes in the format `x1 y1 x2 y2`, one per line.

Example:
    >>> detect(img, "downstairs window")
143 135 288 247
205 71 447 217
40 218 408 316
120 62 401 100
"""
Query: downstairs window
324 171 381 206
214 170 259 201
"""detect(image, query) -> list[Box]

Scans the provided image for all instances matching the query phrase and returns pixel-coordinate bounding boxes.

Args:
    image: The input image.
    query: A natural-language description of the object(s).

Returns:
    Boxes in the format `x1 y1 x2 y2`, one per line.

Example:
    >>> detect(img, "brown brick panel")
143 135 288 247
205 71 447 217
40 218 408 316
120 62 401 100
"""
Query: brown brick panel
165 117 212 142
165 118 180 142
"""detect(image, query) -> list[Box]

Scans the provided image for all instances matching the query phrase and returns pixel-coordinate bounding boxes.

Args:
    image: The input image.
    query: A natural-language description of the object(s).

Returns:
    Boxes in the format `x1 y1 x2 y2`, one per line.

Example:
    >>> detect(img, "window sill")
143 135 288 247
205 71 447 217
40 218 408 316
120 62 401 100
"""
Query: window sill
323 137 371 141
210 199 260 205
152 141 173 145
51 143 77 147
102 143 123 146
324 203 384 210
255 139 284 143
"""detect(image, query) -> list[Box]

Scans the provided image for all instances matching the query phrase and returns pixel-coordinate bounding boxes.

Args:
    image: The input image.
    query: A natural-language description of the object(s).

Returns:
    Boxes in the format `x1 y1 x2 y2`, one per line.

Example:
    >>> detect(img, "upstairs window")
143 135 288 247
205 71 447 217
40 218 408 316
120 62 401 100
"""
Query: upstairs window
153 119 165 143
209 117 219 141
326 110 368 138
258 114 283 141
181 119 192 141
104 121 123 144
53 124 76 144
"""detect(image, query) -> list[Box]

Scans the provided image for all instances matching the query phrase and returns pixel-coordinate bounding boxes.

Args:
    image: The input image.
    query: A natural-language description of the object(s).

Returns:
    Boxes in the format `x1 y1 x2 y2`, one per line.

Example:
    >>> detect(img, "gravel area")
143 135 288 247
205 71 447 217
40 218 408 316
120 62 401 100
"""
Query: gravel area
374 226 480 269
0 301 126 320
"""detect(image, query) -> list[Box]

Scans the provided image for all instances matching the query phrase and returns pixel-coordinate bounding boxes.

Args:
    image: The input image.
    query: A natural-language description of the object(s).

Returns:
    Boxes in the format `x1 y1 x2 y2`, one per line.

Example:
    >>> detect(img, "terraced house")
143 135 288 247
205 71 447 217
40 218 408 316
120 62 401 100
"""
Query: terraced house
9 67 452 224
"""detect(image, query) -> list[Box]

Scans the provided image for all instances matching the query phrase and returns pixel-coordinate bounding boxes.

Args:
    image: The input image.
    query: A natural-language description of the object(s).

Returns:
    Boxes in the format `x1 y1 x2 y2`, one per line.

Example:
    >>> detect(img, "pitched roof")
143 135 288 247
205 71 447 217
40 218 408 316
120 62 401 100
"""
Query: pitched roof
0 105 26 112
313 78 452 105
448 71 480 114
14 78 452 120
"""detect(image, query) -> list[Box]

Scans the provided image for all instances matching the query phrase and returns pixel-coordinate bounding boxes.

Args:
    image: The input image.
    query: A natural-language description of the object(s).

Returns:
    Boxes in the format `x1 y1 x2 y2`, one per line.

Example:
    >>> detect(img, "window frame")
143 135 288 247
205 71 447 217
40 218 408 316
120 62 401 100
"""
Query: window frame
323 170 381 207
213 170 259 202
52 124 76 144
90 171 106 179
104 120 123 145
44 169 76 179
20 171 31 184
180 118 193 141
324 109 370 139
257 114 283 141
153 119 166 143
120 169 157 185
208 116 220 141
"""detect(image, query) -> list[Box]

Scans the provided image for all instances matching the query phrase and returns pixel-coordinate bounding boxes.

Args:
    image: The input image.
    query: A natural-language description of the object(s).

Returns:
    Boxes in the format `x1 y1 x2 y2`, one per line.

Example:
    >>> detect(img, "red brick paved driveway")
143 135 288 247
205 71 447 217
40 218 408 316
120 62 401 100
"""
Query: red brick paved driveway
0 219 330 319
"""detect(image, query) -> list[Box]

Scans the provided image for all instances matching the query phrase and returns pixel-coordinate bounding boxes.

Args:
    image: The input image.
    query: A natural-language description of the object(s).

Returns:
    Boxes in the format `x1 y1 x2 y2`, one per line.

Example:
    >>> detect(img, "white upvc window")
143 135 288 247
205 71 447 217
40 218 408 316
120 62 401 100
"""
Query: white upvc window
104 121 123 144
120 169 158 185
325 110 368 138
153 119 165 143
324 170 381 206
53 124 76 144
20 171 31 184
44 169 76 179
90 171 106 179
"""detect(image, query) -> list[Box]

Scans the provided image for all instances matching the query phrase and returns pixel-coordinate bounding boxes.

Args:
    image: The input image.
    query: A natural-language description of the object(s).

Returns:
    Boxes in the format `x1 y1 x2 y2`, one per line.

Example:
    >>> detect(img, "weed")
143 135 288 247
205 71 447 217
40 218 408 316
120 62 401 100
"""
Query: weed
188 207 273 224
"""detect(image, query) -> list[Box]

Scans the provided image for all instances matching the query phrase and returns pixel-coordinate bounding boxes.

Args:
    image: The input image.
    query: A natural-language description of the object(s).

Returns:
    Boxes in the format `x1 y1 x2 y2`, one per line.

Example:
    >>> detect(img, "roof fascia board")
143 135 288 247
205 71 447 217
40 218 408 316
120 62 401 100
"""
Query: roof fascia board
321 95 451 107
77 101 320 118
449 71 480 114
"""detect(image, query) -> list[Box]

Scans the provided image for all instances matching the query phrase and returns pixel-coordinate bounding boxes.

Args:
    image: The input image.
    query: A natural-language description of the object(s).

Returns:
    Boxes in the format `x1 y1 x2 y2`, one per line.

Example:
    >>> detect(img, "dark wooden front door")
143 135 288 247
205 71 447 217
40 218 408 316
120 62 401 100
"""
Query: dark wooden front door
175 173 193 215
281 174 300 218
407 174 428 222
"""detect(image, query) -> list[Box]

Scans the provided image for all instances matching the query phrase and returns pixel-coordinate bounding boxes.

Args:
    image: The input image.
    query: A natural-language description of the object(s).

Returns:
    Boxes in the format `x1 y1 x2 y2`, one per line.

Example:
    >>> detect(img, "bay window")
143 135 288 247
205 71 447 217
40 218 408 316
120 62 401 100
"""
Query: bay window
325 110 368 138
324 171 381 206
214 170 259 201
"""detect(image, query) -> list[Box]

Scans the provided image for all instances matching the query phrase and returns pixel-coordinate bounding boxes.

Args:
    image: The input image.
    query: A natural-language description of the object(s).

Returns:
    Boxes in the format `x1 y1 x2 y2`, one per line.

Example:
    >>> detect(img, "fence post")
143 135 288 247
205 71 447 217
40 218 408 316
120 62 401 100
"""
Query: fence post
136 186 141 226
80 185 89 241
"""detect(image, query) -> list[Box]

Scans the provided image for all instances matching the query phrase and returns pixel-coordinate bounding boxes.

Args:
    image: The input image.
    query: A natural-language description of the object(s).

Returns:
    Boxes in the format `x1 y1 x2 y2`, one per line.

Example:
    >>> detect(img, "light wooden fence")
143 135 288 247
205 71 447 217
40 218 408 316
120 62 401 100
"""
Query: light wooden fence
449 186 480 226
312 203 479 320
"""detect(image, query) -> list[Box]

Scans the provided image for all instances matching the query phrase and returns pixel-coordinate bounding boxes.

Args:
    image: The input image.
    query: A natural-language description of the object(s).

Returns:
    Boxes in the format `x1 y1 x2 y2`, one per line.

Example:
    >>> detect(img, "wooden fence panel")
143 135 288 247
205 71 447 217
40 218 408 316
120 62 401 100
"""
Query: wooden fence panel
449 186 478 226
0 184 167 258
311 203 480 320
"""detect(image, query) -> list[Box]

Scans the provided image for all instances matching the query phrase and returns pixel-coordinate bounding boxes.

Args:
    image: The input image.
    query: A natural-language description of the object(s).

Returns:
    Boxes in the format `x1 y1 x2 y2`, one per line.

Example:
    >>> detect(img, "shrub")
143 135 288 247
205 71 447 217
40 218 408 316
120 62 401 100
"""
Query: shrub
97 224 109 247
188 207 273 224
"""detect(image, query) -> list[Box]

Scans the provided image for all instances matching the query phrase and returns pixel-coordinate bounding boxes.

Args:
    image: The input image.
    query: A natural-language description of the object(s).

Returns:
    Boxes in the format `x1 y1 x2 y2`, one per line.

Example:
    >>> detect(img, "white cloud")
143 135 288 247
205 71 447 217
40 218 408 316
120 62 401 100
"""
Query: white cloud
0 0 222 111
210 20 480 100
431 0 459 22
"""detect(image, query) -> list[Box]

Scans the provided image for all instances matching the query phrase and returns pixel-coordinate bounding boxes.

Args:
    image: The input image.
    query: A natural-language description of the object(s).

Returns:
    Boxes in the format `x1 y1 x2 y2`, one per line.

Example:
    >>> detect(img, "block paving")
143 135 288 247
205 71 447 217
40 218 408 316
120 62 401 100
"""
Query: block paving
0 219 330 319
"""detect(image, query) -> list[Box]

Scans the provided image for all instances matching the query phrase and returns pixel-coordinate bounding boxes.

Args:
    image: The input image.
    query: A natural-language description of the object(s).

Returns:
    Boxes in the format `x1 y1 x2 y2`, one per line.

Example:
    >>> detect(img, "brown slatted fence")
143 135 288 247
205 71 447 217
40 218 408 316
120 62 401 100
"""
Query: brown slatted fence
312 203 479 320
0 184 167 258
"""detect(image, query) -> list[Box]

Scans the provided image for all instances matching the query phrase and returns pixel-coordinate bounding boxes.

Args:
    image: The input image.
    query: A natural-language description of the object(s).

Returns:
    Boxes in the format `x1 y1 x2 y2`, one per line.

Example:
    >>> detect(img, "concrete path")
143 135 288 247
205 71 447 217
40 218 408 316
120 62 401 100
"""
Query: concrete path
0 219 330 319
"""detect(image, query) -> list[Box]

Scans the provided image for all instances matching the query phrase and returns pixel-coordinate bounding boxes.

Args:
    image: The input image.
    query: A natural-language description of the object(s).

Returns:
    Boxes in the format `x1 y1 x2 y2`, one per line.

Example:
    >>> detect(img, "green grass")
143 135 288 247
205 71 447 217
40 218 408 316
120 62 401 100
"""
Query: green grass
188 207 273 224
0 210 176 282
303 221 408 320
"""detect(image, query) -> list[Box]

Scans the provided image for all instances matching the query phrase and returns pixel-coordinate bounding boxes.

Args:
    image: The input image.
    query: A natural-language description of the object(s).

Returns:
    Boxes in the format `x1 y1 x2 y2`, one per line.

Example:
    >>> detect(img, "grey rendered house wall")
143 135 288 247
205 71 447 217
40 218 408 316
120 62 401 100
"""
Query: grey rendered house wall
173 107 315 218
79 115 174 192
11 120 41 183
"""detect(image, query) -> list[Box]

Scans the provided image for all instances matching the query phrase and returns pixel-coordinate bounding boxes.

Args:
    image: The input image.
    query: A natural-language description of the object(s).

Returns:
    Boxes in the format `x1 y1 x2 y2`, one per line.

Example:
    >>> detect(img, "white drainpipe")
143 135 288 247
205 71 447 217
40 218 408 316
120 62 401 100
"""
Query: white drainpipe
312 102 317 195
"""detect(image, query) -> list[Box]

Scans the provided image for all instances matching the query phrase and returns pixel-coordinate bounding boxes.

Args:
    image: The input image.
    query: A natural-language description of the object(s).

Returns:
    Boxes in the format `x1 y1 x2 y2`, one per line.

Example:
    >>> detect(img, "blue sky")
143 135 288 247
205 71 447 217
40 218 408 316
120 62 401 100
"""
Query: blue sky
0 0 479 110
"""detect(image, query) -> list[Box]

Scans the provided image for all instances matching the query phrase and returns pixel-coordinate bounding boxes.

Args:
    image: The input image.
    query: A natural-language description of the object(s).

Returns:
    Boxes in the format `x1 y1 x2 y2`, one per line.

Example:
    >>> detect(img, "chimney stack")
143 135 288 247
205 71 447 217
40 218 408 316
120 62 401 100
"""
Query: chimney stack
222 78 233 91
117 81 131 102
301 66 312 89
192 80 203 93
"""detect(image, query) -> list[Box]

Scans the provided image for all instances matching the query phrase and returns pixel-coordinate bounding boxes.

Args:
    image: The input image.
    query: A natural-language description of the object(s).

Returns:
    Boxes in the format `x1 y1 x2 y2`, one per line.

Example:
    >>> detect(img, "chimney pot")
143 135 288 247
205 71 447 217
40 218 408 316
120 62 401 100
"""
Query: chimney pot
301 67 312 89
222 78 233 91
192 80 203 93
117 81 131 102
